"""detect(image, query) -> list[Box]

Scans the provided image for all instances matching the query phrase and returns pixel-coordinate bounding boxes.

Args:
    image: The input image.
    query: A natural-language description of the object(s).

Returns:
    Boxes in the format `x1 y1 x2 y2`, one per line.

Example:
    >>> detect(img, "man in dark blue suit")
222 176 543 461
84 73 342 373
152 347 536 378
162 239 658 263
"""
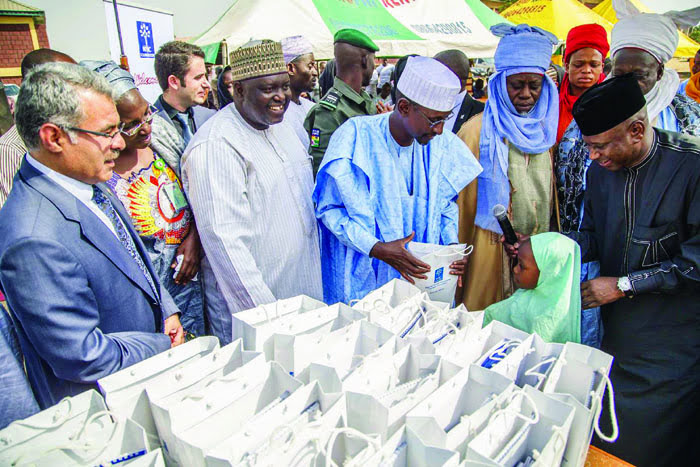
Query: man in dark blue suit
153 41 215 149
0 62 184 409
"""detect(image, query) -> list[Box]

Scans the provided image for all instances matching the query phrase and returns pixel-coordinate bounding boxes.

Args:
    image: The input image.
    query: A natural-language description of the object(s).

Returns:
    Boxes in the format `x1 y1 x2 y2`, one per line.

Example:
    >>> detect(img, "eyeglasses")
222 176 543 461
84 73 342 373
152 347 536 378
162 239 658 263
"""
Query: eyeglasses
414 106 453 129
120 105 157 137
64 122 125 142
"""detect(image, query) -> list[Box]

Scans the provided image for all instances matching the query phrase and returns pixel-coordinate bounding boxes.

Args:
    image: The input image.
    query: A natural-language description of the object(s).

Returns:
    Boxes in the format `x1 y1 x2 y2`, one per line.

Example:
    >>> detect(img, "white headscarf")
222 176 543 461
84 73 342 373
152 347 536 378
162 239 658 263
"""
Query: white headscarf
611 13 680 122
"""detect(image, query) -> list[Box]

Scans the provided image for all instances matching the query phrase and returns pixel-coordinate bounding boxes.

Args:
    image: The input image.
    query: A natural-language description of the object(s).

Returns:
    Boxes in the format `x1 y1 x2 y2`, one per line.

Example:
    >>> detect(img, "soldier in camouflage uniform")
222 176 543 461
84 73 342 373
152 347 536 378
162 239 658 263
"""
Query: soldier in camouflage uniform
304 29 379 175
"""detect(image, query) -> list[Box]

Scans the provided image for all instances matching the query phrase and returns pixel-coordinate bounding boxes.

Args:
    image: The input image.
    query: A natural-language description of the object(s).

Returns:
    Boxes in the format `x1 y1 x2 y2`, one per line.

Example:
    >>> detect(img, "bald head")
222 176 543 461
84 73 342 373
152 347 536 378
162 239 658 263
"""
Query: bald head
21 48 75 79
334 42 375 87
434 49 470 93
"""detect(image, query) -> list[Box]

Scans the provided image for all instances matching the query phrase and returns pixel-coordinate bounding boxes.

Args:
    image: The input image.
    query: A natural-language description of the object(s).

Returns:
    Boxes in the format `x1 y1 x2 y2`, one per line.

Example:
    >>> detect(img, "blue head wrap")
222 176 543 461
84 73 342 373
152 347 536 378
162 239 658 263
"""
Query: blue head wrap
475 24 560 234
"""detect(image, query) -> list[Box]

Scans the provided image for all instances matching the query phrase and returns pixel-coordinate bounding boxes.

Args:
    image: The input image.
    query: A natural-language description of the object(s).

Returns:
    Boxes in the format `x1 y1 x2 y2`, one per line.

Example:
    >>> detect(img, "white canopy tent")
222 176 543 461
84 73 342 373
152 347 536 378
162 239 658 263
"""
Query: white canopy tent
193 0 501 60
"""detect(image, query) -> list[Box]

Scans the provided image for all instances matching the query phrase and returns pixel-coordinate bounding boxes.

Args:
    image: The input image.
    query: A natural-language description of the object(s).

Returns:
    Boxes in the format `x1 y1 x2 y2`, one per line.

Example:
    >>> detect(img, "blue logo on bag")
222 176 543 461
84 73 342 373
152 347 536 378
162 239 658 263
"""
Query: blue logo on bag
137 21 155 58
434 267 444 283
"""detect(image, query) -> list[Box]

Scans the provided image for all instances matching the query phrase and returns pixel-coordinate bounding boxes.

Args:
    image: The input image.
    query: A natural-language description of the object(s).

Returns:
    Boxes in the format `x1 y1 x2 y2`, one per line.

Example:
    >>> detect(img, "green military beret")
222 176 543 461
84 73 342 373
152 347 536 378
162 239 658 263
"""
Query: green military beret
333 28 379 52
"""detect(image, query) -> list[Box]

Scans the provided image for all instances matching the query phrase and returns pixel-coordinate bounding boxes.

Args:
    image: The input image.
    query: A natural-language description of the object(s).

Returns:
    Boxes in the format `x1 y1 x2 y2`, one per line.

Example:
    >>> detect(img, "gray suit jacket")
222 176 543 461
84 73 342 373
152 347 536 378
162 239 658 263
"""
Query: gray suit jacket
0 159 177 408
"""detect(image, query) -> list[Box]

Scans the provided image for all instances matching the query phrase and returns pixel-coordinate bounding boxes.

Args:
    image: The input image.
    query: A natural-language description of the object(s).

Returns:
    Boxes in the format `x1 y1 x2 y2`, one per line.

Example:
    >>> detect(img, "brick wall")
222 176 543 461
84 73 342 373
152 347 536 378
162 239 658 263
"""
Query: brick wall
0 16 50 84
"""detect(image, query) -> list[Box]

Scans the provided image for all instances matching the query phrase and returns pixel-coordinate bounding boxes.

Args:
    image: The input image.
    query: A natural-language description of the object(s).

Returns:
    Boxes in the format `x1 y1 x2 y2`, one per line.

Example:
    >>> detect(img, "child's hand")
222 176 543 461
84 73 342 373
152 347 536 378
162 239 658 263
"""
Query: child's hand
500 233 529 259
449 258 468 287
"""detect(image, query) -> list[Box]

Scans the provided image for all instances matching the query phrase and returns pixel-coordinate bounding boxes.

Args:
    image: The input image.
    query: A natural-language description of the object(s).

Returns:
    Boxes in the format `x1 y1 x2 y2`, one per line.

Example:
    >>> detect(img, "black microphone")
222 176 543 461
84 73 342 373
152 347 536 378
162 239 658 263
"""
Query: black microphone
493 204 518 245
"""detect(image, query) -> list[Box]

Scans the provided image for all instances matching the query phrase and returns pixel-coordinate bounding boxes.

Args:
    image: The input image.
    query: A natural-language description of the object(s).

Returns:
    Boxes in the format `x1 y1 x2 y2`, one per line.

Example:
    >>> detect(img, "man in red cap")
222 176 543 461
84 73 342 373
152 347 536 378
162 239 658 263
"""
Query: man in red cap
557 24 609 143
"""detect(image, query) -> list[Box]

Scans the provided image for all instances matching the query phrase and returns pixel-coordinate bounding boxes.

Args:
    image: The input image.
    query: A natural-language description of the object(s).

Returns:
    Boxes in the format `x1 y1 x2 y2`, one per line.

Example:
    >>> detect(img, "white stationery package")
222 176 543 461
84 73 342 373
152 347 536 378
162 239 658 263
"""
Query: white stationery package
97 336 220 449
204 381 343 466
147 339 265 459
407 241 472 303
363 425 460 467
168 361 303 466
405 364 516 460
231 295 326 350
464 385 575 467
541 342 617 467
263 302 367 372
0 390 150 466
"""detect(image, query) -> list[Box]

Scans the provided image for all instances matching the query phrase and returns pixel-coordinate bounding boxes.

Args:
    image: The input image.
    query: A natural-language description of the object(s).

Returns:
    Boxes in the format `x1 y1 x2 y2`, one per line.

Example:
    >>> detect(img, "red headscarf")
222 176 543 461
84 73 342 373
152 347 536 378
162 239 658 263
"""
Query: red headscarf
557 24 610 142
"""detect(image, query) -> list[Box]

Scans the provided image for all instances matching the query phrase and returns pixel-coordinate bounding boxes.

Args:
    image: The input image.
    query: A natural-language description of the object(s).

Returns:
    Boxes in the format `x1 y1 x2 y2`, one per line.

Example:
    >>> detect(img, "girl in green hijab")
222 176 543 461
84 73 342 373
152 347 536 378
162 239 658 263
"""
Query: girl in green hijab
483 232 582 344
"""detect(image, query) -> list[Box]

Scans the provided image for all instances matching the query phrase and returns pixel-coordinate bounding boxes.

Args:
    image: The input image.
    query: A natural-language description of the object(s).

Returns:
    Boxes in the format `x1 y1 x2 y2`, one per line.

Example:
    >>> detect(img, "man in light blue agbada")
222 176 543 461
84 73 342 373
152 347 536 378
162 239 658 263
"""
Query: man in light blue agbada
313 56 483 304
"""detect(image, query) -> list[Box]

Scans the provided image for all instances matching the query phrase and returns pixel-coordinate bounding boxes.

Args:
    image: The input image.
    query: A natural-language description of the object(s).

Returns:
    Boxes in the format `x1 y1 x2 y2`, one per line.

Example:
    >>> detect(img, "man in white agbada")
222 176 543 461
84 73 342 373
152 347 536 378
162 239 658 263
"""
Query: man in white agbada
313 56 483 304
281 35 318 150
181 40 322 344
611 13 700 135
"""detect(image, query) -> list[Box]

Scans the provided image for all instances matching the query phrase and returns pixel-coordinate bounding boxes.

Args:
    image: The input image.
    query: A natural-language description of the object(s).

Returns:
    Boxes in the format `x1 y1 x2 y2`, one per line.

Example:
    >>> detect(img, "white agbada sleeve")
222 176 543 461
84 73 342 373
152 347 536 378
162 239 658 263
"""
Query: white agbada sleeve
182 139 276 312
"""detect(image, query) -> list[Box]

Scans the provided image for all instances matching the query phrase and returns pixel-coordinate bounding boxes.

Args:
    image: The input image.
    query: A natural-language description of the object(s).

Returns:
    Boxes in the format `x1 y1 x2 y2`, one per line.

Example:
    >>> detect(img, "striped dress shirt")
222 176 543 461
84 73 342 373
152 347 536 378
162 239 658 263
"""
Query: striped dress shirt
0 126 26 209
181 103 323 343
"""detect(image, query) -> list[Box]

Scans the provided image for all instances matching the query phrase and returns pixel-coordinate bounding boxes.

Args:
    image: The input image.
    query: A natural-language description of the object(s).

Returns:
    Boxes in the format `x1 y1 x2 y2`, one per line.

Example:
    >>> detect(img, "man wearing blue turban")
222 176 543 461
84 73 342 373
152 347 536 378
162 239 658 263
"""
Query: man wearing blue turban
457 24 559 311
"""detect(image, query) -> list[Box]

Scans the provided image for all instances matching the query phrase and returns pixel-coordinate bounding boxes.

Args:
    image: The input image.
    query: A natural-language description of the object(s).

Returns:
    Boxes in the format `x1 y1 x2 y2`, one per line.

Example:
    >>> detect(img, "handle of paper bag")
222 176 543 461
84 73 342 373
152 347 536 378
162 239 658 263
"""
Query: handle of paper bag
432 244 474 258
489 390 540 435
11 410 120 466
530 426 567 464
592 367 619 443
323 427 380 467
3 397 73 440
523 356 557 386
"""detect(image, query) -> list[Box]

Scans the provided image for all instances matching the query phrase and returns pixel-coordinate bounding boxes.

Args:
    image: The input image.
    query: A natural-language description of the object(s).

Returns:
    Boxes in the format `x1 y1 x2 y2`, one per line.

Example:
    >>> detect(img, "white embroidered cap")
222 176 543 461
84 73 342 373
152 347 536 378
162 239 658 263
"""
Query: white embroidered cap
396 56 460 112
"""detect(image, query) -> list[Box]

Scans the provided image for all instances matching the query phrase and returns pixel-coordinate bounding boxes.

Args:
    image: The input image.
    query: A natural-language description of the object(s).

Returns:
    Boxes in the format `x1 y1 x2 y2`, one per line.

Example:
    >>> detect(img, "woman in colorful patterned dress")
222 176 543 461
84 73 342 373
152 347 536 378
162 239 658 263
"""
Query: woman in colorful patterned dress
86 60 205 337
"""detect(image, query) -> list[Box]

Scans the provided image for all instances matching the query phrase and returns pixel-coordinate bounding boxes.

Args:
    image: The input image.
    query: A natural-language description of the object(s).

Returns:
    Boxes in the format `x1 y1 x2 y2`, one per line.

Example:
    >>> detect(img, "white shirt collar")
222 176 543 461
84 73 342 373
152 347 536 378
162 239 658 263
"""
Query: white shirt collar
26 153 95 205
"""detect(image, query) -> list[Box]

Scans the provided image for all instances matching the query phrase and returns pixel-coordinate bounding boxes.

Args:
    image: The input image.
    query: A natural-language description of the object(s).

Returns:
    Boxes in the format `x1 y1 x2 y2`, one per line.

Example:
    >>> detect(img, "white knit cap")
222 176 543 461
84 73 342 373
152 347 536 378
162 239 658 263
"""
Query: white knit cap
397 56 460 112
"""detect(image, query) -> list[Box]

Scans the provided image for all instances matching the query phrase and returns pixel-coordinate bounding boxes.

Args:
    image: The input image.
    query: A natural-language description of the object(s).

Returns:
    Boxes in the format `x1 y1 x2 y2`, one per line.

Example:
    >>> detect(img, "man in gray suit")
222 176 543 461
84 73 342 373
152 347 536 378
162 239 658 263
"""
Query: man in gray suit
0 63 184 409
153 41 215 148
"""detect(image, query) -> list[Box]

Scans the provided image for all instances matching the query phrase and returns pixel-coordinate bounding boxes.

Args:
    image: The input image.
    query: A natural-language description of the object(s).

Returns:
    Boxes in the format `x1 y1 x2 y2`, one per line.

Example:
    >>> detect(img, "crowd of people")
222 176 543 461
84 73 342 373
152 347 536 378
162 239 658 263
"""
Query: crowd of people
0 12 698 466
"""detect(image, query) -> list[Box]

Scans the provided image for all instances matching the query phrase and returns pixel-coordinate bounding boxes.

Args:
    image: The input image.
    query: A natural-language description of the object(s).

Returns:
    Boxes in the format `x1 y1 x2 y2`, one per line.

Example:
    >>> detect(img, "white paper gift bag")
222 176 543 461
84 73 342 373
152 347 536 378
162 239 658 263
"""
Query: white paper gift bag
362 426 460 467
352 279 422 310
295 334 406 394
237 394 349 467
147 339 264 458
439 318 527 370
407 242 472 303
432 306 483 348
486 334 536 381
269 319 395 377
263 303 367 372
96 336 219 449
542 343 617 467
405 364 516 459
515 334 563 390
346 358 461 442
232 295 326 350
0 390 106 465
474 321 532 370
0 390 150 466
169 361 303 467
343 344 441 395
465 386 574 467
204 381 343 465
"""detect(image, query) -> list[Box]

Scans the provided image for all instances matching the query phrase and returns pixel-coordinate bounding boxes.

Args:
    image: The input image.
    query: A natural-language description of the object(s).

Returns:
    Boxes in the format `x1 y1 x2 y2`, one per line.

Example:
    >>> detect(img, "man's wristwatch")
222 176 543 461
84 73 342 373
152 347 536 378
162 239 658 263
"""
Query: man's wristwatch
617 276 634 298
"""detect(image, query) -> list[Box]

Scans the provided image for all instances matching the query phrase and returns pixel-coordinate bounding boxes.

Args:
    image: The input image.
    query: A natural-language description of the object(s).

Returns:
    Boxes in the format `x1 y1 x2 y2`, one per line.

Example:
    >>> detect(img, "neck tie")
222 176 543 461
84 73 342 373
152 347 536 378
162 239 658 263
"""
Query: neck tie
91 186 159 298
174 112 194 147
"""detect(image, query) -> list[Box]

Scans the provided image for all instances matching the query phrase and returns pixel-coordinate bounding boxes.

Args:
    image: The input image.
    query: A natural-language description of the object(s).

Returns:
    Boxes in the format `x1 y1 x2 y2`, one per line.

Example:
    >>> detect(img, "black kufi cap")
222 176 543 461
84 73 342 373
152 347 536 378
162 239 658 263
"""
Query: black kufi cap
572 74 646 136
